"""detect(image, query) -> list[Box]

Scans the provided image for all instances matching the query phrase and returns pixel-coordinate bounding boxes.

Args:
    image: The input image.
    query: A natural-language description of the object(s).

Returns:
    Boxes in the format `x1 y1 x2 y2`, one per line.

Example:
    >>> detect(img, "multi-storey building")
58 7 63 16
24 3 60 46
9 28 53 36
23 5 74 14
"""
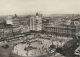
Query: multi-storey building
29 12 42 31
42 19 77 38
29 16 36 31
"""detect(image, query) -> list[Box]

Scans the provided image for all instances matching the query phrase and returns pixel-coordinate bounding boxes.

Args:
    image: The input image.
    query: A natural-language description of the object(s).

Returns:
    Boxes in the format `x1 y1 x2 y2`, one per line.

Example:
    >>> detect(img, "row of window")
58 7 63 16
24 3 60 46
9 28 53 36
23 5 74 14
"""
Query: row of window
44 27 73 34
45 32 75 37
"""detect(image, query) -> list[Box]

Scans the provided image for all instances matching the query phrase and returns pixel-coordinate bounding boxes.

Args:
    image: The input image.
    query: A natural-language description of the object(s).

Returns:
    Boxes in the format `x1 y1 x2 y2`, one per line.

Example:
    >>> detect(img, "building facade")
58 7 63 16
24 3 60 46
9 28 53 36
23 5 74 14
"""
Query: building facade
30 17 36 30
42 20 77 38
29 13 42 31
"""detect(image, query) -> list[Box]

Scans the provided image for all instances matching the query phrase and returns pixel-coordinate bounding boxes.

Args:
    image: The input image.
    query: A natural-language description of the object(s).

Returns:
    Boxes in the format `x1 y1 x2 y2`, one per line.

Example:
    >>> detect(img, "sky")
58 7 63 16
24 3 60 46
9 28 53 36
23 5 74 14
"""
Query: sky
0 0 80 15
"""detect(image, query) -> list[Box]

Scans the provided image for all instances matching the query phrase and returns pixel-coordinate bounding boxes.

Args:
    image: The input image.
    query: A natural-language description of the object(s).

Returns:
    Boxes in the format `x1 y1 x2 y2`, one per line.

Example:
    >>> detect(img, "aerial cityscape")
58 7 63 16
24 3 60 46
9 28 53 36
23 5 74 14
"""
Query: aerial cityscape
0 0 80 57
0 12 80 57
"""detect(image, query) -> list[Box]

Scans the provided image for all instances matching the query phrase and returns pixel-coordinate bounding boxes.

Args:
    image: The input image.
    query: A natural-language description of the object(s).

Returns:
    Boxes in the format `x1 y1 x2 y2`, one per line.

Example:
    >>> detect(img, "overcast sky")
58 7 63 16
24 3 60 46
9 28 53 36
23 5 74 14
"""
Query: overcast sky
0 0 80 15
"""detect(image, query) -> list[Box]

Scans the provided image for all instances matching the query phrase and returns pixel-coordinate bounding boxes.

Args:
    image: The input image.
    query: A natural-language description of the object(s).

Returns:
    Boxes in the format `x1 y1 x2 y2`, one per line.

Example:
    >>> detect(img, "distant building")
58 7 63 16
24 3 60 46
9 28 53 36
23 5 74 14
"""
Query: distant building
0 19 6 25
6 15 13 25
29 12 42 31
30 16 36 31
42 19 77 38
0 18 6 28
35 12 42 31
6 14 19 26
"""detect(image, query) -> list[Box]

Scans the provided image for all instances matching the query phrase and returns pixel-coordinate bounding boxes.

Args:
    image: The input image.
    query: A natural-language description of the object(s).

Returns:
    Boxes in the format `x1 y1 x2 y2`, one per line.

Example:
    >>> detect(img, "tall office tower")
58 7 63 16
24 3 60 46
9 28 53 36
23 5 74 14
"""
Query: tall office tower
30 16 36 31
35 12 42 31
29 12 42 31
